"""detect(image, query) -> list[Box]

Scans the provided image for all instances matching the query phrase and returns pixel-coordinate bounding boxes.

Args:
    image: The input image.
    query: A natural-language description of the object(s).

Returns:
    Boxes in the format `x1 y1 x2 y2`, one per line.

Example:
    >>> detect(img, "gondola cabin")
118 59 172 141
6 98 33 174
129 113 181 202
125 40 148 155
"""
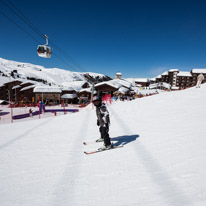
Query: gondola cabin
37 45 52 58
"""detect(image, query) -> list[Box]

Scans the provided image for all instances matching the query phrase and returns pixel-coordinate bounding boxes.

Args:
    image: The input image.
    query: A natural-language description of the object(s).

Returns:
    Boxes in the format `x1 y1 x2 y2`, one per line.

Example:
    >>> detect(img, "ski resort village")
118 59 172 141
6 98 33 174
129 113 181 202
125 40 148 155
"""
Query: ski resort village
2 0 206 204
0 57 206 206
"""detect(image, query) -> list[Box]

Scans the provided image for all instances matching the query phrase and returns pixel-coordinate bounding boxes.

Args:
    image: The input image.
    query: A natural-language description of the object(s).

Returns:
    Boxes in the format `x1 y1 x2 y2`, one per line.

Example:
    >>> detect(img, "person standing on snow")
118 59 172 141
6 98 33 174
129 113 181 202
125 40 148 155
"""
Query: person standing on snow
92 95 113 150
29 108 33 118
196 73 205 88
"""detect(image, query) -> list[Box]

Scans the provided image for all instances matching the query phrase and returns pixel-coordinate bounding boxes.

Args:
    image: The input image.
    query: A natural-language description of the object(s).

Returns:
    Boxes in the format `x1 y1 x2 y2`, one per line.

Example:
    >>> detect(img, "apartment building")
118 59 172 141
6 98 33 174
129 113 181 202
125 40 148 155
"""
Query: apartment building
157 69 206 89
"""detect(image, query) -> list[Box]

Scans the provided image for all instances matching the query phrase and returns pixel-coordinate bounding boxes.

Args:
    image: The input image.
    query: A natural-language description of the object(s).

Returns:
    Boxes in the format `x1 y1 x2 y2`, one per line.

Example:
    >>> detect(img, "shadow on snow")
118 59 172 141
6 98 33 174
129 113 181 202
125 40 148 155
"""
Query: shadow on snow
111 134 139 146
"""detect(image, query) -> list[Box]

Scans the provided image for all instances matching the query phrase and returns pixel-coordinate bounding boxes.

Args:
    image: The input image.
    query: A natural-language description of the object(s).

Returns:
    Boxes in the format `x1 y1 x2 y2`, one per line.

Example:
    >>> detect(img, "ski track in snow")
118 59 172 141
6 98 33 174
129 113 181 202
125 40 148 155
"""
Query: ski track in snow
110 107 192 206
0 118 54 150
52 110 91 206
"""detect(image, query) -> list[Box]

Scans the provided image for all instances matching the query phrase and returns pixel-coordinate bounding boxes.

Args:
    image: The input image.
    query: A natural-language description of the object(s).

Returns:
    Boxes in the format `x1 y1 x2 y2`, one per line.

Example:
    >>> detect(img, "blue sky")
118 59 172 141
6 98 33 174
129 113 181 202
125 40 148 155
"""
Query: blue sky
1 0 206 78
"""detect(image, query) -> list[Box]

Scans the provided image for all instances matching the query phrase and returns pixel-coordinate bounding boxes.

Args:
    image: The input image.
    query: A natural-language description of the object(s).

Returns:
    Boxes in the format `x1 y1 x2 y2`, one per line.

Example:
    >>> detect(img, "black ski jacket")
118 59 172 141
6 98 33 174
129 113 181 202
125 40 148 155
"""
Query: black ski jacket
96 102 110 127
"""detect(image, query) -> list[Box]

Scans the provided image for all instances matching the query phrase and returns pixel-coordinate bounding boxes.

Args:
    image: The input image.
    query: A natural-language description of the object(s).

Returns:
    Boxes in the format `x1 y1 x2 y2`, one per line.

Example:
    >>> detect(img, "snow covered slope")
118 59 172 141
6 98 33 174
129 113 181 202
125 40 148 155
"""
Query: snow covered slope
0 57 106 86
0 84 206 206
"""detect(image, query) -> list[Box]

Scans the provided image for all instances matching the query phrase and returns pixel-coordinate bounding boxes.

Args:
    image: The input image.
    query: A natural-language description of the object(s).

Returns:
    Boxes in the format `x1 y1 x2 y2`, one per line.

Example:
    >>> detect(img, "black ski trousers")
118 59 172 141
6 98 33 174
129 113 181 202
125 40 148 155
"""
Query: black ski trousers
99 124 111 146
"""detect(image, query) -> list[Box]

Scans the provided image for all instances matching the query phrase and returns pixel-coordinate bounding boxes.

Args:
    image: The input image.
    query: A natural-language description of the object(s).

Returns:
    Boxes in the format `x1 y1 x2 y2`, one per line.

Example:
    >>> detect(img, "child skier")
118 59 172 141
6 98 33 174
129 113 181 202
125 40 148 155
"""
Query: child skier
92 95 113 150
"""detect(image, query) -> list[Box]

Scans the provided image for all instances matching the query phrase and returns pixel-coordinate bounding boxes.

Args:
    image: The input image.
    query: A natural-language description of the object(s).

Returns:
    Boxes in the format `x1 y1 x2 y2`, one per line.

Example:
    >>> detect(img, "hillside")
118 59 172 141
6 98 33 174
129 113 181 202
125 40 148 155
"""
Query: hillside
0 57 110 86
0 84 206 206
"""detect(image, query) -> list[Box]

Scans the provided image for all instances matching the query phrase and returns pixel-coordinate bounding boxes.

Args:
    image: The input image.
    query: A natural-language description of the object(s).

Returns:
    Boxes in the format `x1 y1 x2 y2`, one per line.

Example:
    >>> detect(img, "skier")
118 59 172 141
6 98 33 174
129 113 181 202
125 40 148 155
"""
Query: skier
29 108 33 118
196 73 205 88
92 95 113 150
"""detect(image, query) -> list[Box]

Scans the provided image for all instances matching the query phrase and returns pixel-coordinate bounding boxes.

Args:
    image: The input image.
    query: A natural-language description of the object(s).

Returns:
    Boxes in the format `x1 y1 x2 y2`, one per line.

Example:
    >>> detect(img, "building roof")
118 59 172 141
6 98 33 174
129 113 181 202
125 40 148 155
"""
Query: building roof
3 79 23 85
191 69 206 74
134 78 149 83
177 72 192 77
12 85 21 89
169 69 179 72
0 100 6 104
95 79 132 89
21 85 36 91
20 80 37 86
79 88 92 93
61 87 76 92
33 86 62 93
161 82 171 89
61 81 88 92
95 81 120 89
171 86 179 90
149 83 158 89
118 87 129 94
150 77 156 81
61 94 77 99
114 79 131 88
161 71 168 76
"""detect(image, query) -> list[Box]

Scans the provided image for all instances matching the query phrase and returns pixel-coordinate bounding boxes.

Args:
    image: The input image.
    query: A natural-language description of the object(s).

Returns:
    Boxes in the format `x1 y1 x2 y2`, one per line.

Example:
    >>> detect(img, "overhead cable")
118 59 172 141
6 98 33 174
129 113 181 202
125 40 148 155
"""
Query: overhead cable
0 0 88 73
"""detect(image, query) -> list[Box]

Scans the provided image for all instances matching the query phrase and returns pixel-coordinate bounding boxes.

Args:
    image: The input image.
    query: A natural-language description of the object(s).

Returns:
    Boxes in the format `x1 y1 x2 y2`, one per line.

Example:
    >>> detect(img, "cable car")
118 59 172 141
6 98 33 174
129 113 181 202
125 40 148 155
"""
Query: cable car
37 45 52 58
37 35 52 58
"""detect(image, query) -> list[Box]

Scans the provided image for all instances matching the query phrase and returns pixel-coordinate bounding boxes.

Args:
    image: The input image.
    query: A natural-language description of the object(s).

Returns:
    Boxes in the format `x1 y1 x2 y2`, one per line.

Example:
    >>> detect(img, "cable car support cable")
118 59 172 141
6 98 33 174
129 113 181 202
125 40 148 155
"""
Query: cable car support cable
0 0 88 73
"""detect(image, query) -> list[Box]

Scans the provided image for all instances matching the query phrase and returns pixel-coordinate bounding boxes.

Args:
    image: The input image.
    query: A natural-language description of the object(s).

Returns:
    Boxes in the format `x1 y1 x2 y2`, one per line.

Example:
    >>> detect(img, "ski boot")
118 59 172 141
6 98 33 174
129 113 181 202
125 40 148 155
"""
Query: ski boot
98 143 114 151
96 138 104 142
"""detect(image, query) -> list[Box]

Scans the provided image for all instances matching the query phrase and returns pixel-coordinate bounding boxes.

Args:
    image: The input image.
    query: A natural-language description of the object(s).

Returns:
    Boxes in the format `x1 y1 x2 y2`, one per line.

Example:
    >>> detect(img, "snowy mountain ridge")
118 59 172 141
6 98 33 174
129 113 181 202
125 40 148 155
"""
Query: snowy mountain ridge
0 57 107 86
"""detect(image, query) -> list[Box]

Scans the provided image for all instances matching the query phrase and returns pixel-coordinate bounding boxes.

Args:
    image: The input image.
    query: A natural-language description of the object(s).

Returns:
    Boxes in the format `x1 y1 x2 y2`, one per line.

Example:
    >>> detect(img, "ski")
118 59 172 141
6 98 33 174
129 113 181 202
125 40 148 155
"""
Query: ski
84 145 123 155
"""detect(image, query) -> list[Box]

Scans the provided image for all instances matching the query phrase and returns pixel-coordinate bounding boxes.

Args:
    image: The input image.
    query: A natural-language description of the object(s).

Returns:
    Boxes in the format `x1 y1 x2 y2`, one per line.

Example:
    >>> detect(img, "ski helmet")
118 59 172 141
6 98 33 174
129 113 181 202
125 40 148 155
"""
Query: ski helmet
92 95 102 105
92 95 102 107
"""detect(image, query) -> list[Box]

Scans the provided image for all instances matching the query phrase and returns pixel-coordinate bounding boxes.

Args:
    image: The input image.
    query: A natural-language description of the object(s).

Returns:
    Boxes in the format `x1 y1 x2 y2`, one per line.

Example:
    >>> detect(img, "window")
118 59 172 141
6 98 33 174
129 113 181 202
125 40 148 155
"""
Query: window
37 46 46 53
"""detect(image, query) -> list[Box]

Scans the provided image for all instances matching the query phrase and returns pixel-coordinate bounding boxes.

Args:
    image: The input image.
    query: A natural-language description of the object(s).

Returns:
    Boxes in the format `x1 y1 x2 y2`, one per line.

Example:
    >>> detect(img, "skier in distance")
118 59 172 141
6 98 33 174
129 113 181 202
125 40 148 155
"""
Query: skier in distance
196 73 205 88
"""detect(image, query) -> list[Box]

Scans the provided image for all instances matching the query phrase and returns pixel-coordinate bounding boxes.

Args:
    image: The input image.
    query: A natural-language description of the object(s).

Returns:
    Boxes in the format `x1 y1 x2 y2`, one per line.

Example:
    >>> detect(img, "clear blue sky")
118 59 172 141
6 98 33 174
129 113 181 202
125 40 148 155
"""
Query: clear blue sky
1 0 206 78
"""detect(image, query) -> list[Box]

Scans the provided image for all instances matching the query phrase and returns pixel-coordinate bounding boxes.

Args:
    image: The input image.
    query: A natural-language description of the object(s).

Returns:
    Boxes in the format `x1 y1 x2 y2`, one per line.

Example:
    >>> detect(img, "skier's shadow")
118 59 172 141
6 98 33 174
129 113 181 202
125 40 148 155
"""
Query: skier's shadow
111 134 139 146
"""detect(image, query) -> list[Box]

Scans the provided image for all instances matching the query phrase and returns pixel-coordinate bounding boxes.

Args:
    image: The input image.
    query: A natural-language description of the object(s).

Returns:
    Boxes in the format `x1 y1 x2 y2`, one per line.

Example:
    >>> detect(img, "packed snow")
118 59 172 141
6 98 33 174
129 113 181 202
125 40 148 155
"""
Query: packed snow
0 84 206 206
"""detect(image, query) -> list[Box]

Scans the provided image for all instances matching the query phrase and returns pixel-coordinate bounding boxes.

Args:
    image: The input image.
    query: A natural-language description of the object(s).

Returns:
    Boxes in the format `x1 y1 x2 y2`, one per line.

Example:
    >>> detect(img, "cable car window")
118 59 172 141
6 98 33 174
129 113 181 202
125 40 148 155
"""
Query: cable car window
37 46 46 53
